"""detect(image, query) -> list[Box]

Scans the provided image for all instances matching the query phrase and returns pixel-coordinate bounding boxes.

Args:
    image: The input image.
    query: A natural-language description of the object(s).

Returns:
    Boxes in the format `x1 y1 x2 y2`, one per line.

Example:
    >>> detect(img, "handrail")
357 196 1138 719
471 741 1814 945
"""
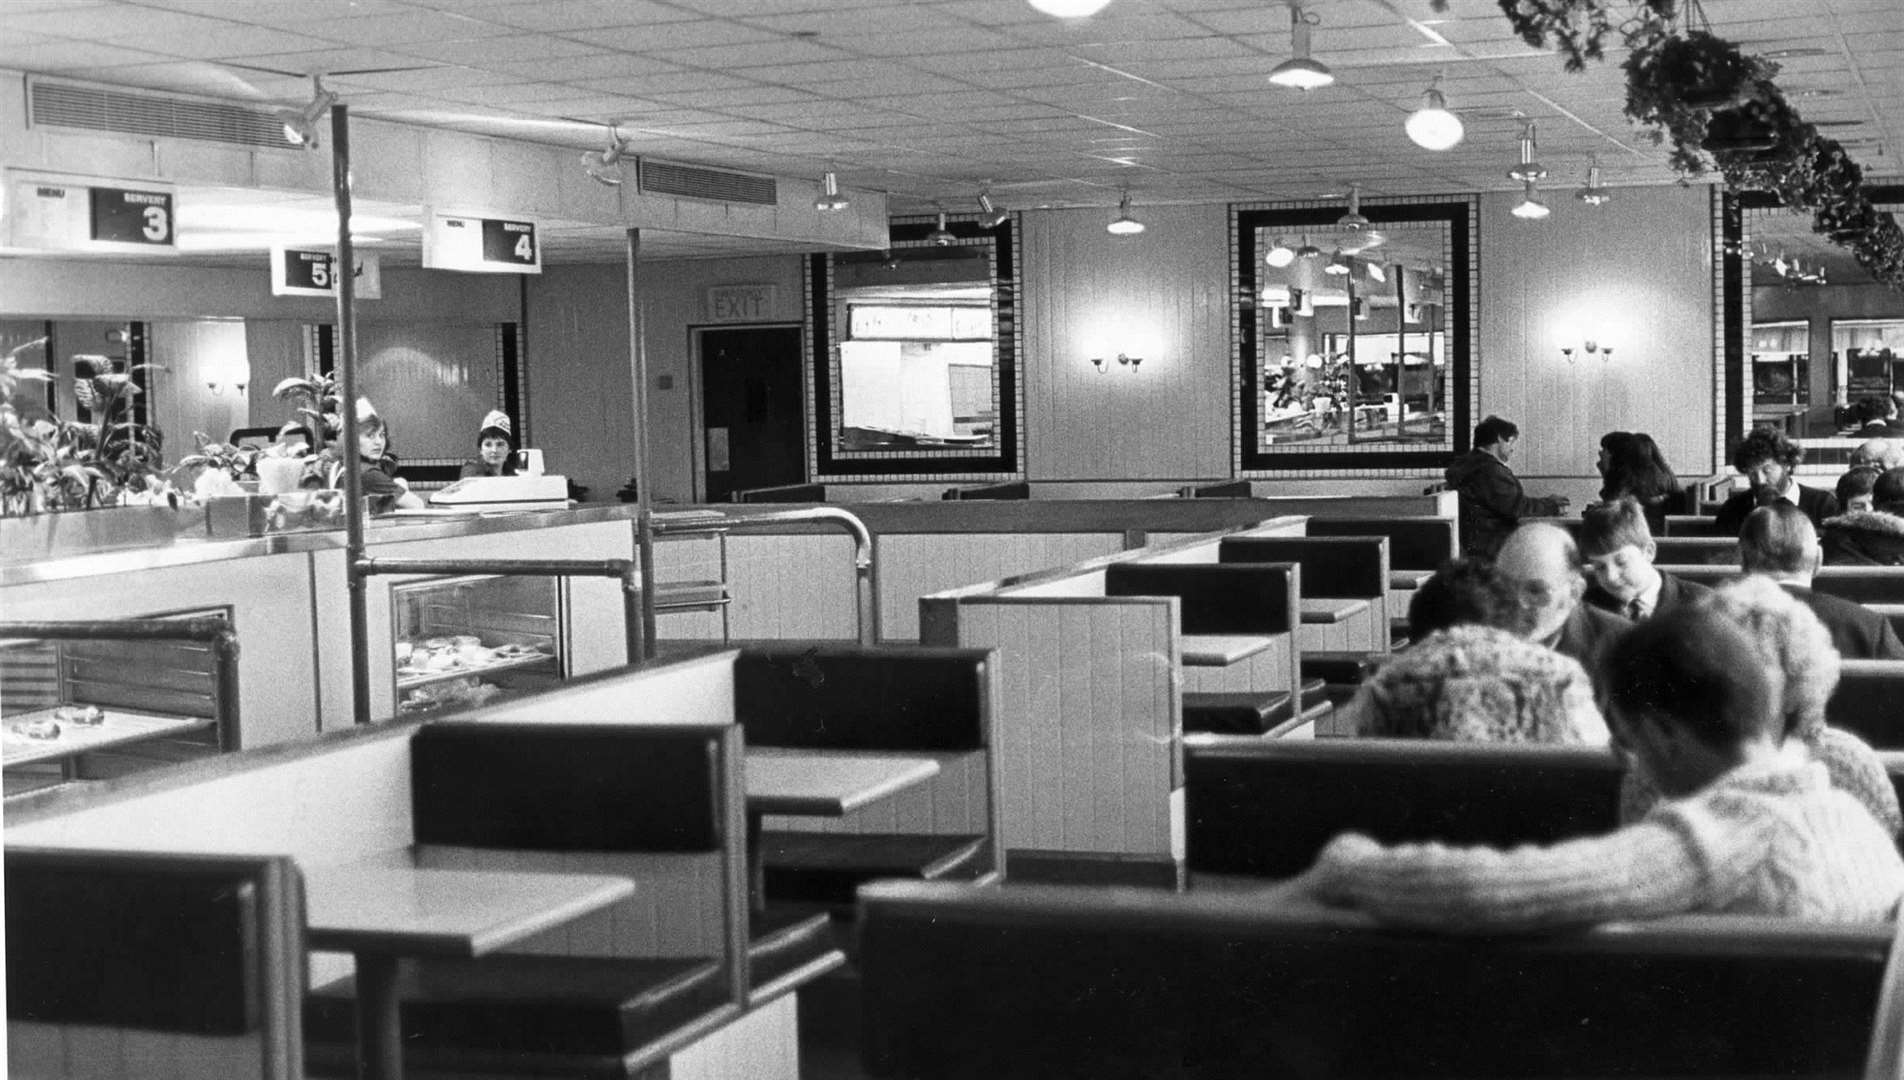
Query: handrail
0 618 241 753
354 558 644 695
638 507 878 657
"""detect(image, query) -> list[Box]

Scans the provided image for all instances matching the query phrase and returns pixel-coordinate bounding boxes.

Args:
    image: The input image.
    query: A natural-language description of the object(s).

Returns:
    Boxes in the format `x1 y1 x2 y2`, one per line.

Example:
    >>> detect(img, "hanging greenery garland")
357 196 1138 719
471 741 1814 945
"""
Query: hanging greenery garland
1429 0 1904 291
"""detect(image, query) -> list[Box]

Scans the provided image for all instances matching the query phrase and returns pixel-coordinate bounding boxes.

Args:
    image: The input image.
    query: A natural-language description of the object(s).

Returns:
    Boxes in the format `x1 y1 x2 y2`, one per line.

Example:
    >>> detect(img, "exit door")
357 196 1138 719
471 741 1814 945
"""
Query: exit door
698 326 806 503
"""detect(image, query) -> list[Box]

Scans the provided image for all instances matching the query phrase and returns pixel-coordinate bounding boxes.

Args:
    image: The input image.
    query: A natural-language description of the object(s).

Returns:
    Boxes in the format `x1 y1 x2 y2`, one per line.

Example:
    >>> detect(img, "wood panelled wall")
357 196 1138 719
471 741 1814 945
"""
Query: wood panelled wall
1476 184 1716 488
1018 204 1234 482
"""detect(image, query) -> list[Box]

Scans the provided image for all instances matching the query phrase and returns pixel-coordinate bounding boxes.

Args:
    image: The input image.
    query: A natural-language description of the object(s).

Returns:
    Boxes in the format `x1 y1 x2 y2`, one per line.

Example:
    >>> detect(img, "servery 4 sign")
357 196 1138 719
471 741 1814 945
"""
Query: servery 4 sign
421 210 541 274
269 247 384 299
6 172 177 253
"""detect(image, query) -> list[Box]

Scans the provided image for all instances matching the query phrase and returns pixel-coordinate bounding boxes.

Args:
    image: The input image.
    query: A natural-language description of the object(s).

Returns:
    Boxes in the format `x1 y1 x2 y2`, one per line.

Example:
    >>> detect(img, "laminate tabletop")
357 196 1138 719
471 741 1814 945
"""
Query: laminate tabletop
744 748 941 817
303 864 636 957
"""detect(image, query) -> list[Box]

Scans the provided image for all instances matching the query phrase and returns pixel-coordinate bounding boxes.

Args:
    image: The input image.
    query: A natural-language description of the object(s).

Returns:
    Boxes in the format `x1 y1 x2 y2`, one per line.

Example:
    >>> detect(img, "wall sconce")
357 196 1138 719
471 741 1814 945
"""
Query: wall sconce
1090 352 1144 373
206 376 250 396
1559 340 1614 364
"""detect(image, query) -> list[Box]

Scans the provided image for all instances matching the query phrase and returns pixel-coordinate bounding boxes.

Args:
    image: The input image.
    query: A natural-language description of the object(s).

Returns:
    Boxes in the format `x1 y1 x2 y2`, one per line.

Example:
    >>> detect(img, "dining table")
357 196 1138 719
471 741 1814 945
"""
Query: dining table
742 747 943 912
302 862 637 1080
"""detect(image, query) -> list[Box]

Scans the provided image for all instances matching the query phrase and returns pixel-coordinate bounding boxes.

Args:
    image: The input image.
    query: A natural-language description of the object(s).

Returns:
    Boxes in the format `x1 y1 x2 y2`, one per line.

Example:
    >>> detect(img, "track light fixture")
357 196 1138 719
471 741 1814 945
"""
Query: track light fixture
1508 119 1547 182
815 170 849 211
1268 3 1333 90
1574 157 1612 206
927 211 956 246
1106 193 1145 236
580 125 629 186
1511 178 1551 220
1265 236 1296 268
976 191 1010 229
281 75 337 149
1405 76 1464 151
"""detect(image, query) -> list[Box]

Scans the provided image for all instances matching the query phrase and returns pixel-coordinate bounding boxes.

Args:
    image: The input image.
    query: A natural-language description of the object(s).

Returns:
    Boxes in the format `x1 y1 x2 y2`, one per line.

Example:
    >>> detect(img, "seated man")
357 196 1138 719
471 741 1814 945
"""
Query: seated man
1837 465 1881 516
1856 395 1904 438
1282 607 1904 931
1848 440 1902 473
1495 522 1629 669
1618 575 1901 837
1741 503 1904 659
1714 426 1838 536
1579 496 1710 621
1347 558 1607 745
1821 466 1904 565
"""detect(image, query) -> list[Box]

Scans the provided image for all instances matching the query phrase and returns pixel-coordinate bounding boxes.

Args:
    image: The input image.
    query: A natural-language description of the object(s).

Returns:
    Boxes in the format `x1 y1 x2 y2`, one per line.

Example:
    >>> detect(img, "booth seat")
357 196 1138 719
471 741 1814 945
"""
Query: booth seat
302 720 772 1078
858 881 1901 1079
1830 660 1904 750
1305 515 1457 645
1183 739 1624 883
733 644 1004 910
7 847 307 1080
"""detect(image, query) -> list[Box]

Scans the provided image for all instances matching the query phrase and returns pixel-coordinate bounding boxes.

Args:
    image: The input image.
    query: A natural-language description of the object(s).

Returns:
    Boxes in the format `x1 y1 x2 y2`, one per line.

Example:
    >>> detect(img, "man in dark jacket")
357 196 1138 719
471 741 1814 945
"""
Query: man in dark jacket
1821 467 1904 566
1713 426 1839 536
1579 496 1711 621
1741 503 1904 658
1446 415 1570 557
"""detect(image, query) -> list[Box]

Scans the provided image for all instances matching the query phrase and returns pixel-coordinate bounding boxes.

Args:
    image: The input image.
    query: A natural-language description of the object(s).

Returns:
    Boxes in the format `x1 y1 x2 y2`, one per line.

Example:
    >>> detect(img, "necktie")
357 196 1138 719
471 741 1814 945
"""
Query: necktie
1624 598 1646 621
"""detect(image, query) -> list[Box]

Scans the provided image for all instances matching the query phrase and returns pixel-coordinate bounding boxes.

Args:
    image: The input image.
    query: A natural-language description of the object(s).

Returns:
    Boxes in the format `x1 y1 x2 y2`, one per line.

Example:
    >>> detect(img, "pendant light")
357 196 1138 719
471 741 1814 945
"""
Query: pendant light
1404 76 1464 151
1508 119 1547 182
1573 157 1612 206
1026 0 1113 16
1106 193 1145 236
1268 3 1334 91
1295 235 1322 260
927 212 956 246
1510 178 1550 220
1336 183 1370 232
1265 237 1296 267
815 170 848 211
1324 249 1351 275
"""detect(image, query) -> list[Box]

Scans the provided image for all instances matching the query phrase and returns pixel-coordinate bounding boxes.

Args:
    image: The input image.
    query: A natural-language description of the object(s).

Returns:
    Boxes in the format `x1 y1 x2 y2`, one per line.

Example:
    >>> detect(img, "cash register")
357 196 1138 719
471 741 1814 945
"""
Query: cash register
427 450 570 510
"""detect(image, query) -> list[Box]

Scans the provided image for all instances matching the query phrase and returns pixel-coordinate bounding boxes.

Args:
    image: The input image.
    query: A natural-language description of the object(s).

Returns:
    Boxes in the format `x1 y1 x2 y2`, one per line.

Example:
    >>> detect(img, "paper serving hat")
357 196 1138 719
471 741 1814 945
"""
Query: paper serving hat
480 410 513 437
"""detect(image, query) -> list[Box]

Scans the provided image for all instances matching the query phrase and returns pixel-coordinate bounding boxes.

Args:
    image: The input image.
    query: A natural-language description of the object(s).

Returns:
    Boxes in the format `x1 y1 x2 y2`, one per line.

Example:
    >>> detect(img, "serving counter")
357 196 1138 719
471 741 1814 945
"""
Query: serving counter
2 492 1452 765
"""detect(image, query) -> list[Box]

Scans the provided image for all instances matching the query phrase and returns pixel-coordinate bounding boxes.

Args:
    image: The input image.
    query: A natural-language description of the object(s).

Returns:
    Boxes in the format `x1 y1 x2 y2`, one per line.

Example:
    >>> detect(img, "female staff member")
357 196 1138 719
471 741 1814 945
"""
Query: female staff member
306 398 424 512
460 410 519 478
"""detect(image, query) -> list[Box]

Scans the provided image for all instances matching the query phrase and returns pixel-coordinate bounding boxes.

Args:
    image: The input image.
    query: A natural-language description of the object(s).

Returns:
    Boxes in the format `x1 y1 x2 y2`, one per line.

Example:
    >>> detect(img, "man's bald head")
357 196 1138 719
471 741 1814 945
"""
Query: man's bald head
1495 523 1587 642
1851 438 1904 471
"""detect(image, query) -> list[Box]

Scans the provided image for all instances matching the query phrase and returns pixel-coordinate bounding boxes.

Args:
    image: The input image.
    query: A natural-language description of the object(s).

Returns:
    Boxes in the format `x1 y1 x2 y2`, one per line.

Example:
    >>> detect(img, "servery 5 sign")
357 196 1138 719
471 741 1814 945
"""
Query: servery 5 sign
269 247 384 299
6 173 177 253
421 210 541 274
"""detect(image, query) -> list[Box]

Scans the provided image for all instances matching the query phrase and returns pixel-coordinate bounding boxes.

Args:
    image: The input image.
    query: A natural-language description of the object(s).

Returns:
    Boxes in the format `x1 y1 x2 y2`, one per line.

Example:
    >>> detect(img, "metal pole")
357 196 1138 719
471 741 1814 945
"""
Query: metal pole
332 102 371 727
636 510 659 659
1345 270 1357 441
626 227 651 514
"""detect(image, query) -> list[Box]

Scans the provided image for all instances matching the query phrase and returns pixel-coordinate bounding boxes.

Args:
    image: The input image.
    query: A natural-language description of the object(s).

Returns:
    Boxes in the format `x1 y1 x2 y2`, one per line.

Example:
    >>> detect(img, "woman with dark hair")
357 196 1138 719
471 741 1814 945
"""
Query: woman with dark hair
459 410 520 479
1598 431 1681 531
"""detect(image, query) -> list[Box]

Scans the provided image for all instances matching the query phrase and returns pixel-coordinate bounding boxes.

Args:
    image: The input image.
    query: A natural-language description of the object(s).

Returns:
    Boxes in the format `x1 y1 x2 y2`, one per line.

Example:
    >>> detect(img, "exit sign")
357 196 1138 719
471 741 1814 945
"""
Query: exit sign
706 284 777 323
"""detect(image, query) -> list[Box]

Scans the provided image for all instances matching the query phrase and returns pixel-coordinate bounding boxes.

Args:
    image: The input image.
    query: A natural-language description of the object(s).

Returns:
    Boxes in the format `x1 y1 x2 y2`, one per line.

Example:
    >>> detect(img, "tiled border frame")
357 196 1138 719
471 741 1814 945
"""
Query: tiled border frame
805 213 1024 483
1230 195 1478 480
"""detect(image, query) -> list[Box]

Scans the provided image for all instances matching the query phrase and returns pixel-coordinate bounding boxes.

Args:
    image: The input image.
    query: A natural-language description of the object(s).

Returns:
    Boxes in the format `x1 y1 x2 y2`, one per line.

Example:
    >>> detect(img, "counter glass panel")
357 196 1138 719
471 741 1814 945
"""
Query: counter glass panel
391 574 562 715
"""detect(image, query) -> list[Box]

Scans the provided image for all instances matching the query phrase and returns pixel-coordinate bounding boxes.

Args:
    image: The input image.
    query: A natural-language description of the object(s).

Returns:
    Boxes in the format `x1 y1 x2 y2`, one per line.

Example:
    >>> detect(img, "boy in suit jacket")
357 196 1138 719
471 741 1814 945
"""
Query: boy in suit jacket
1581 496 1711 622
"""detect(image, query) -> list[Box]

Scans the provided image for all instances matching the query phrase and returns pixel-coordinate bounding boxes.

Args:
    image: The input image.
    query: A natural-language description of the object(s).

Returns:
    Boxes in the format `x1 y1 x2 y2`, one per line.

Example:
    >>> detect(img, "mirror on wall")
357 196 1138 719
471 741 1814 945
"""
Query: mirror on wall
1233 199 1474 471
1741 189 1904 445
807 214 1019 477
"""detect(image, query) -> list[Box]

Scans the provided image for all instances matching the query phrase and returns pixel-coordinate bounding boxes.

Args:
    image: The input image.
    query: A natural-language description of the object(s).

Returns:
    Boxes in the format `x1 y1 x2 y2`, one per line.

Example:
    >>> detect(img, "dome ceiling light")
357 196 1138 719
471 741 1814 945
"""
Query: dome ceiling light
1405 76 1465 151
1106 193 1145 236
1268 3 1334 91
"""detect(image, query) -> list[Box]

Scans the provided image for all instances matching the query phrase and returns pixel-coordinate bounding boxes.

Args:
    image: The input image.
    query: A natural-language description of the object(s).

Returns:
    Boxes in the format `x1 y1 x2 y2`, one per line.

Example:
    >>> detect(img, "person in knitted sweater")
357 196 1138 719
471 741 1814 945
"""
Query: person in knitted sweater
1282 607 1904 931
1616 576 1901 837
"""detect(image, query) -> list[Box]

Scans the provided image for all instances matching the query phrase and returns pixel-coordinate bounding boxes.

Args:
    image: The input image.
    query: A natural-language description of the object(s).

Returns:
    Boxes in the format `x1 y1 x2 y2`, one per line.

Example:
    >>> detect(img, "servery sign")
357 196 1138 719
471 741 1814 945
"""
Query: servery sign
6 172 177 253
422 210 541 274
270 247 384 299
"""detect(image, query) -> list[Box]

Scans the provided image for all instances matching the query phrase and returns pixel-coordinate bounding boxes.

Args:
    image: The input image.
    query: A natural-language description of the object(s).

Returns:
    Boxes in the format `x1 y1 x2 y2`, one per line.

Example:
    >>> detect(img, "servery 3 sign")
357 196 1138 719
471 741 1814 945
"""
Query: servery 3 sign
6 172 177 253
269 247 384 299
422 210 541 274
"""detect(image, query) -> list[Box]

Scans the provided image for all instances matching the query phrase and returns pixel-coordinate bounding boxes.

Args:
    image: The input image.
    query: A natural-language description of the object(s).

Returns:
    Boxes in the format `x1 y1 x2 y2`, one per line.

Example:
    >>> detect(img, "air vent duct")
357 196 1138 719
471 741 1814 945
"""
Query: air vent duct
28 78 289 148
638 158 778 206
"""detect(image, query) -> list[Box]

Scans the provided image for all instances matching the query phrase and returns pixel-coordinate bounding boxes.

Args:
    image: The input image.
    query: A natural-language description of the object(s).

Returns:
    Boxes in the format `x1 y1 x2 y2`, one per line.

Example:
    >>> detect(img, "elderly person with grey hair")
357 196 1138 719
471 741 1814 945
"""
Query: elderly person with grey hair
1614 575 1901 836
1848 438 1904 472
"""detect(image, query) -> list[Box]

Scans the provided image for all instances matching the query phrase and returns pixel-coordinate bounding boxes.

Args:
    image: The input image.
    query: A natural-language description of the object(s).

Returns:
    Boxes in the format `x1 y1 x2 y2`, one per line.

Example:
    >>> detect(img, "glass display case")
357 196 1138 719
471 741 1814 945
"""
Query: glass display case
1 608 232 797
391 575 563 715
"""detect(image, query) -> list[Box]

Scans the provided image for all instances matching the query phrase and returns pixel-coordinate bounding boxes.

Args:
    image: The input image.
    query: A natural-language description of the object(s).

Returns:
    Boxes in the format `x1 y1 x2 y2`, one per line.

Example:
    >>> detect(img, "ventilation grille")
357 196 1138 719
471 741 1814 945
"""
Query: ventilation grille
29 79 288 148
639 158 778 206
